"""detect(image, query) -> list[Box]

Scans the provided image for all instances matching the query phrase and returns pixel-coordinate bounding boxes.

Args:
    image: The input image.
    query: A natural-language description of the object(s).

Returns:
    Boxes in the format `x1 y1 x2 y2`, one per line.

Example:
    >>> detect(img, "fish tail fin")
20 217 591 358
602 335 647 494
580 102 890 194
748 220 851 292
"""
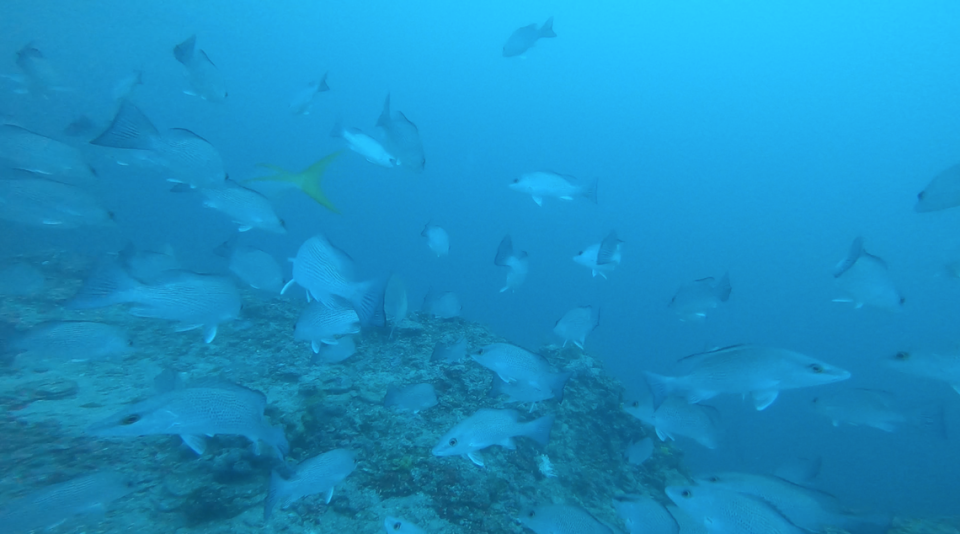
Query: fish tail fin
833 236 864 277
643 372 676 409
523 413 556 446
264 470 287 520
90 100 159 150
317 71 330 92
262 422 290 458
173 35 196 64
384 385 400 407
65 261 140 309
581 176 598 203
716 272 732 302
351 279 386 327
248 152 343 213
540 16 557 38
550 370 573 403
494 235 514 266
597 230 622 265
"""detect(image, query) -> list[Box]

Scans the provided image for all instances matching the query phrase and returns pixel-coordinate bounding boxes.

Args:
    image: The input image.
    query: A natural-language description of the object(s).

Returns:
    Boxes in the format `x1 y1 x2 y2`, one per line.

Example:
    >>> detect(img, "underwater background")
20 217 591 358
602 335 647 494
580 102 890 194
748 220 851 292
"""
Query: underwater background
1 0 960 532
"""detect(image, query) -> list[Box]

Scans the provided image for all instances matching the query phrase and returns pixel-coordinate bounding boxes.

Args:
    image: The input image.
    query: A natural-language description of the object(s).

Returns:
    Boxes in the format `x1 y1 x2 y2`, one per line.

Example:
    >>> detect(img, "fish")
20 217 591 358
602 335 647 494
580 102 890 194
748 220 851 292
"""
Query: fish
179 182 285 233
488 374 558 406
112 70 143 101
87 379 288 458
667 484 807 534
472 342 571 402
0 124 96 182
431 336 467 363
244 152 343 213
432 408 554 466
289 72 329 115
265 449 356 519
517 504 613 534
502 17 557 58
624 396 721 449
509 171 597 206
13 43 63 95
422 290 462 318
669 274 732 322
886 349 960 395
612 494 678 534
90 100 226 189
421 223 450 257
119 243 180 283
812 388 947 436
384 383 438 413
574 231 622 278
384 274 408 337
384 516 427 534
294 299 361 353
623 437 655 466
692 472 891 534
377 94 425 172
915 162 960 212
10 321 131 362
67 263 241 343
284 233 385 327
494 235 529 292
0 177 113 229
0 472 134 534
215 239 284 293
832 237 903 311
331 118 397 168
311 335 357 364
173 35 227 101
643 344 851 411
553 305 598 349
0 262 44 296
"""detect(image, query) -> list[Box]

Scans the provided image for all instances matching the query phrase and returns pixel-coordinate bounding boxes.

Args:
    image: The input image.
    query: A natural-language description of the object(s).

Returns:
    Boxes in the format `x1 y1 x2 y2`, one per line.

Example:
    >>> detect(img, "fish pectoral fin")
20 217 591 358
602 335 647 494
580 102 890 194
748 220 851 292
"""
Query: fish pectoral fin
574 341 584 349
559 195 573 200
655 428 672 441
174 323 203 333
202 325 218 343
466 452 485 467
280 279 296 295
500 437 517 450
591 270 598 277
752 389 779 411
325 487 334 504
238 225 252 232
311 341 320 354
496 373 516 384
532 196 543 206
181 434 207 455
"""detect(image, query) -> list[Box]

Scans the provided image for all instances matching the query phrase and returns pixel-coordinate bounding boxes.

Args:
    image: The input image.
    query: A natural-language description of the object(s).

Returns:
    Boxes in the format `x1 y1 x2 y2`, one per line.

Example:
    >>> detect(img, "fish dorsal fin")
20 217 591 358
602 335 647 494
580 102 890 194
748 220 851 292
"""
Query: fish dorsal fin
833 236 864 278
596 231 622 265
90 100 159 150
677 344 746 366
494 235 515 266
173 35 197 64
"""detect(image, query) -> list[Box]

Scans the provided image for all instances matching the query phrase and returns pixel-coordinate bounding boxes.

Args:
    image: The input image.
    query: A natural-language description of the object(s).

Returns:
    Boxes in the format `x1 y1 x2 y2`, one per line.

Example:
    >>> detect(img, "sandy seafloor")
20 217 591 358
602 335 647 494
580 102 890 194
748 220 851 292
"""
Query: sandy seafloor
0 251 956 534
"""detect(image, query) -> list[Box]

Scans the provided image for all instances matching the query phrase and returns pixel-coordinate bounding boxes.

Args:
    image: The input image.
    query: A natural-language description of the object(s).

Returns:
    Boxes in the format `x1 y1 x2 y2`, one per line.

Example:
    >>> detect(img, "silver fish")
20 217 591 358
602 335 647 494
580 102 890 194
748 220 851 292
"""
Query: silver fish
669 274 731 322
289 72 329 115
190 182 286 233
311 335 357 364
265 449 356 519
285 233 385 327
624 396 720 449
173 35 227 101
331 118 397 168
502 17 557 58
295 299 361 353
623 437 654 466
432 408 554 467
11 321 131 362
494 235 528 293
421 223 449 257
0 472 133 534
667 484 806 534
422 290 461 318
517 504 613 534
915 162 960 212
67 263 241 343
0 177 112 229
377 94 425 172
509 170 596 206
553 305 598 349
833 237 903 311
812 388 945 436
574 231 622 278
0 124 96 182
384 516 427 534
91 100 226 189
0 262 44 296
384 383 438 413
217 241 284 293
431 336 467 363
887 349 960 395
612 494 678 534
472 342 571 401
87 380 288 458
643 344 851 411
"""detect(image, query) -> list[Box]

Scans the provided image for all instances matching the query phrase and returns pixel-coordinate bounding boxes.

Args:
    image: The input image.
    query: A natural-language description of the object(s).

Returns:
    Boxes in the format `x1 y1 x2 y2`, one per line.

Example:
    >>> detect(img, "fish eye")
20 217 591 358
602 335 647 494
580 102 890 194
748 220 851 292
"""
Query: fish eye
918 191 925 200
527 511 536 518
577 251 583 255
631 401 639 407
809 364 823 373
449 438 457 446
708 476 719 482
477 348 483 355
895 351 910 360
393 522 402 531
512 178 518 183
121 414 141 425
681 490 692 498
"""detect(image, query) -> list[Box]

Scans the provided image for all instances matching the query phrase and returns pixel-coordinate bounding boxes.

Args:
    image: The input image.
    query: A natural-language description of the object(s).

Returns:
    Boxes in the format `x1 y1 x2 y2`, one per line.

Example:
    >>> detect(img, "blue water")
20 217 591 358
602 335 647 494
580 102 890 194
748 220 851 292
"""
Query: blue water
2 0 960 528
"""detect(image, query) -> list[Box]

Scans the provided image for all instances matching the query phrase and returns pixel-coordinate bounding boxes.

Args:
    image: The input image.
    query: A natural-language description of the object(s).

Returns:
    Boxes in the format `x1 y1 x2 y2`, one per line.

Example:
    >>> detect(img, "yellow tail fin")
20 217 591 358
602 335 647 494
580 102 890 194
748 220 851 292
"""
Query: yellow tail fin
245 151 344 213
